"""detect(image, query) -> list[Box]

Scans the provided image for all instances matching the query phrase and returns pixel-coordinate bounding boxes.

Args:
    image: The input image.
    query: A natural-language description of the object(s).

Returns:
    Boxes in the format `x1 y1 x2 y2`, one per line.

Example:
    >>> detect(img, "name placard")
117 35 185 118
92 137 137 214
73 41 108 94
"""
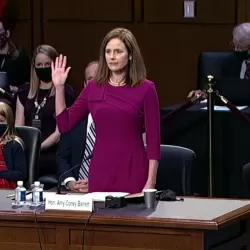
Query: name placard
45 193 93 212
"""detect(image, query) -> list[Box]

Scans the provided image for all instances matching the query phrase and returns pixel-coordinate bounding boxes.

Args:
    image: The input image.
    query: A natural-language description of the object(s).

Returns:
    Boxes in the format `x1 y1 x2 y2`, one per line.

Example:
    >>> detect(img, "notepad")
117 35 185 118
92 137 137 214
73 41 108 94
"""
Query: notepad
201 106 247 111
83 192 129 202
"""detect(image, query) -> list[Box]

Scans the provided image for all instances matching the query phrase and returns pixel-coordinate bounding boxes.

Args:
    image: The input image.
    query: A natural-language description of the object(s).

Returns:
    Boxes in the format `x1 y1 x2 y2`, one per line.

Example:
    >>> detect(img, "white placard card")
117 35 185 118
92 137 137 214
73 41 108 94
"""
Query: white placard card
45 193 93 212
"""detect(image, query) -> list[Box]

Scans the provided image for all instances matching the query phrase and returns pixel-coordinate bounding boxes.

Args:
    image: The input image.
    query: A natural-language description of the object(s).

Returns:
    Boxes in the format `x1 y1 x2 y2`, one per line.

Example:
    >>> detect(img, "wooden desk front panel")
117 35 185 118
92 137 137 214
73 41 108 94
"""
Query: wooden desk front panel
70 225 203 250
0 221 204 250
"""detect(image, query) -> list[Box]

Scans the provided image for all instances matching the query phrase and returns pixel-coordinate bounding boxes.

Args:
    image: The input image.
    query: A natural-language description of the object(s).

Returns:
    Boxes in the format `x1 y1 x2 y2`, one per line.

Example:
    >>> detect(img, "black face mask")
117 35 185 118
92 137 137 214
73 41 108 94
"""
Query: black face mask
35 67 52 82
234 50 250 61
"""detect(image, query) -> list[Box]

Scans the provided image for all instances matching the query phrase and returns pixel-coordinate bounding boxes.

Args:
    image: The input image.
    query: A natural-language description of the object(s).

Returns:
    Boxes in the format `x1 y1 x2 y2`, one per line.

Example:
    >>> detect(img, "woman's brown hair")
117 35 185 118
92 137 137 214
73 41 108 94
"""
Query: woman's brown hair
95 28 146 87
0 102 24 147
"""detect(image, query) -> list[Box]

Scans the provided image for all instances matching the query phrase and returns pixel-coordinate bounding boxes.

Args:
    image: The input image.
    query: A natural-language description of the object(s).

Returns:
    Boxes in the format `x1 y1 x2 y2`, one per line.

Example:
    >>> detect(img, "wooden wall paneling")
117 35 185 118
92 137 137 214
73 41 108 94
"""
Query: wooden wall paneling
144 0 236 24
43 0 133 22
247 0 250 21
32 0 43 51
237 0 248 23
39 0 242 106
42 0 137 93
9 0 33 57
143 0 238 106
143 24 233 106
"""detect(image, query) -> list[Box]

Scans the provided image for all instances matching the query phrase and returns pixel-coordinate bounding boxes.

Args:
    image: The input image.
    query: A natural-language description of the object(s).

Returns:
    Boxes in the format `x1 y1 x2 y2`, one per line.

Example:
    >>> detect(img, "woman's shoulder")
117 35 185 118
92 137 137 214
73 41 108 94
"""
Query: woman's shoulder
136 79 156 93
88 80 99 87
140 79 155 87
17 83 30 103
17 83 30 95
84 80 105 92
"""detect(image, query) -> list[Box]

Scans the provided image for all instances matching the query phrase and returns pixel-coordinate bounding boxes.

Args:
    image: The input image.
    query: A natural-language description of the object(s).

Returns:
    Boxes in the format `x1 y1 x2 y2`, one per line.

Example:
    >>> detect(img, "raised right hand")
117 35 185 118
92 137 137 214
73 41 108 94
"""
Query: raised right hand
51 54 71 88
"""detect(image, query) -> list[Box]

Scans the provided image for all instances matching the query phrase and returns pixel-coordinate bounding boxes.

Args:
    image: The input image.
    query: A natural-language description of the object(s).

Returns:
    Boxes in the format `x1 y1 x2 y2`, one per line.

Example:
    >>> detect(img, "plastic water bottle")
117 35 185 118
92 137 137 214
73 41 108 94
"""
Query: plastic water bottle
31 181 44 206
14 181 26 205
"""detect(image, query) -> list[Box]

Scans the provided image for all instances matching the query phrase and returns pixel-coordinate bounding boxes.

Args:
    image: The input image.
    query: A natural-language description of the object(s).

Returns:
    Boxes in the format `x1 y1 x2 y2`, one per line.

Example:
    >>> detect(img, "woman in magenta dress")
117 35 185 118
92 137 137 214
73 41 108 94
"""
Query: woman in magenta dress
53 28 161 194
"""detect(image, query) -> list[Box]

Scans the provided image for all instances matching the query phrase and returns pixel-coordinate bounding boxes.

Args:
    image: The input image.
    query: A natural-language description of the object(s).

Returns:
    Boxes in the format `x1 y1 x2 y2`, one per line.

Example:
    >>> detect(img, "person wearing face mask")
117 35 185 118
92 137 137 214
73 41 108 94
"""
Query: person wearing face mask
15 45 75 178
188 22 250 99
0 19 30 93
0 102 27 188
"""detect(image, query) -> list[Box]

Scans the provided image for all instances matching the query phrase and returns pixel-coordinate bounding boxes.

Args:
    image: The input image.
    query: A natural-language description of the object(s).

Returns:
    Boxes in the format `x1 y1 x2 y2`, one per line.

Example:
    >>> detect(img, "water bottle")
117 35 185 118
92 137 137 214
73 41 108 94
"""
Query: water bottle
31 181 44 206
14 181 26 205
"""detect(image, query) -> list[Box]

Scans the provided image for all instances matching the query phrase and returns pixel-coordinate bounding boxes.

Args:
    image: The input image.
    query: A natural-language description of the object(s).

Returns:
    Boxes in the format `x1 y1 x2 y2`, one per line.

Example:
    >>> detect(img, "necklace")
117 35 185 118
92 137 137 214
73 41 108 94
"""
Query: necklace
109 78 126 86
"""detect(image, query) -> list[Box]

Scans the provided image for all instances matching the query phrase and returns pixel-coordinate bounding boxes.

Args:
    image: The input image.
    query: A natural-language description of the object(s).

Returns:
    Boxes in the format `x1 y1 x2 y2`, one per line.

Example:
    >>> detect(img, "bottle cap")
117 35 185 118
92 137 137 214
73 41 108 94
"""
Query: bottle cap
34 181 40 187
17 181 23 186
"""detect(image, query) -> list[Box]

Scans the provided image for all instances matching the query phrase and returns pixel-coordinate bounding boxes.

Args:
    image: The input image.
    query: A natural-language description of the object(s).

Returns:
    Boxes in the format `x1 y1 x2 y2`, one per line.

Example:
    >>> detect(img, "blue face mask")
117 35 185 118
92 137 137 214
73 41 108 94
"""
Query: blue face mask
234 50 250 61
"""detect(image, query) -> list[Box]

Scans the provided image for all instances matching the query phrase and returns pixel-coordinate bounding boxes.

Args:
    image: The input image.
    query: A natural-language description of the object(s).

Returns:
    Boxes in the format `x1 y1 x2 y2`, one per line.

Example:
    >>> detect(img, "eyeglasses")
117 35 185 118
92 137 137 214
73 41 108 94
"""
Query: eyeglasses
230 41 250 51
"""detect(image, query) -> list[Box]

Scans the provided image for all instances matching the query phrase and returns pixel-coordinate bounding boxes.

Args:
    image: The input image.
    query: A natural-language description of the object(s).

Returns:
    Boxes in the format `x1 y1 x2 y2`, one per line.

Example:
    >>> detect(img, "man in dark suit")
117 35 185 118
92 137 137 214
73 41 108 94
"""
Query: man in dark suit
57 61 98 192
188 22 250 98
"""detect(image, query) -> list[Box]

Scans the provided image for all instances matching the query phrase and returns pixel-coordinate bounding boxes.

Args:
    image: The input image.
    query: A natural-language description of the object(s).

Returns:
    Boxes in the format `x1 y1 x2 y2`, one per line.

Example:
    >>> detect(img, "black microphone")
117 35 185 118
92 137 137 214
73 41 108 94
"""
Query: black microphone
0 87 14 101
57 153 94 194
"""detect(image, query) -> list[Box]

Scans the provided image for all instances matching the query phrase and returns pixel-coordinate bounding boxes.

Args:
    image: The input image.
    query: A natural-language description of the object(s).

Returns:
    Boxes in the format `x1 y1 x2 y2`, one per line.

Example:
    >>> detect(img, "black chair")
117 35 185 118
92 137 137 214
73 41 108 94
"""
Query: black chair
197 51 233 90
15 126 41 188
156 145 195 196
0 125 41 188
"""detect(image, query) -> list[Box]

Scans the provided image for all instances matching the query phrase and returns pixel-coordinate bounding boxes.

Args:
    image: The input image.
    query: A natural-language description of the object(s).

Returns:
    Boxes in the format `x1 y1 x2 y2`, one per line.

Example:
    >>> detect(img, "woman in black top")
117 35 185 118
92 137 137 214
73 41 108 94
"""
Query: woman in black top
15 44 75 177
0 19 30 92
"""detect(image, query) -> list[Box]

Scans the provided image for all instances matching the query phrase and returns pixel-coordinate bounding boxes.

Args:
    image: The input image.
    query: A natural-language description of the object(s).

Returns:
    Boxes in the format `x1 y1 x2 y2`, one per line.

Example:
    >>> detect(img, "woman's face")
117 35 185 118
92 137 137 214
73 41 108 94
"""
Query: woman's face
105 38 129 73
0 114 6 124
35 53 53 68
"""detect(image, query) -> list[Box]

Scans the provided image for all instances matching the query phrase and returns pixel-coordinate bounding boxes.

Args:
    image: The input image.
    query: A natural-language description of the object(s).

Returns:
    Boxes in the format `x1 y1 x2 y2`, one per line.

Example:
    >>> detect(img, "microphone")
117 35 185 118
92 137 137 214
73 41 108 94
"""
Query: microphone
57 153 94 194
0 87 14 101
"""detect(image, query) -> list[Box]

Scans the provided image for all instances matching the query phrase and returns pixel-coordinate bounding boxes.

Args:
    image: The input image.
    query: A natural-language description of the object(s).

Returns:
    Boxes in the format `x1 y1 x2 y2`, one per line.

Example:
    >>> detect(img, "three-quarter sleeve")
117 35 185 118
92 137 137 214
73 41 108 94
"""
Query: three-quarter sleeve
56 83 90 133
144 82 161 160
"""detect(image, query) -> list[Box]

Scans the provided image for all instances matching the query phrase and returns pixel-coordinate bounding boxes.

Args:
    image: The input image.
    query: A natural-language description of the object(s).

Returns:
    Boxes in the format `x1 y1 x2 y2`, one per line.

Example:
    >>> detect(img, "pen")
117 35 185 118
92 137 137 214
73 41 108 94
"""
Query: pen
7 191 32 198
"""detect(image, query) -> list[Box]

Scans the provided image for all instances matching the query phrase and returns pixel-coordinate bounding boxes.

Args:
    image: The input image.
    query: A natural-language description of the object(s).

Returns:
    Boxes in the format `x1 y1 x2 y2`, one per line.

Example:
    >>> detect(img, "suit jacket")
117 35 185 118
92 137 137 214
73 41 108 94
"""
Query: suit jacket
57 118 88 180
0 139 27 181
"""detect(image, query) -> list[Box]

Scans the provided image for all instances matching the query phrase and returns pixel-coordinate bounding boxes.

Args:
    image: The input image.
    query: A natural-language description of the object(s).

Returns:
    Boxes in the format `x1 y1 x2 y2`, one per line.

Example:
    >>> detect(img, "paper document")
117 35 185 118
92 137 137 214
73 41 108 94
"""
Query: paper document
26 192 57 201
83 192 129 202
201 106 247 111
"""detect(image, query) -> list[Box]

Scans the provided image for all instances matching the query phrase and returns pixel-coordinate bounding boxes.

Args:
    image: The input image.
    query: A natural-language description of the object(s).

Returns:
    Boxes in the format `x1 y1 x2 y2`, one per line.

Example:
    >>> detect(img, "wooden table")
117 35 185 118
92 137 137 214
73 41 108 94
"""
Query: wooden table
0 190 250 250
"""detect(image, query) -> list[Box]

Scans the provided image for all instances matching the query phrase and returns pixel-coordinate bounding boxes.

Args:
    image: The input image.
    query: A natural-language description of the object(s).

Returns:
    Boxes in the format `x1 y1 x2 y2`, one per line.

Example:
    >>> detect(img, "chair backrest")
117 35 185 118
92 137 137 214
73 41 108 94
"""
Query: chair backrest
197 51 233 90
156 145 195 196
0 125 41 188
15 126 41 187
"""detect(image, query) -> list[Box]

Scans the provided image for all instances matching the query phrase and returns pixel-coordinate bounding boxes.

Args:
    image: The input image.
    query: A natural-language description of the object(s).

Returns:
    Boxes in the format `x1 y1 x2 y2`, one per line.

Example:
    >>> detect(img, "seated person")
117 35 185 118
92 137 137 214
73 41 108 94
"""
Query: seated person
0 102 27 188
0 18 30 93
188 22 250 99
57 60 98 192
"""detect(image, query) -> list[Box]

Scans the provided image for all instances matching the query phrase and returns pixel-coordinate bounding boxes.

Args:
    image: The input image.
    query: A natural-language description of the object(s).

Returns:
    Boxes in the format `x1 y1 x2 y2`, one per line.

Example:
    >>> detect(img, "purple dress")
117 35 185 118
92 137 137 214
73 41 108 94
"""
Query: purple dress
57 79 161 193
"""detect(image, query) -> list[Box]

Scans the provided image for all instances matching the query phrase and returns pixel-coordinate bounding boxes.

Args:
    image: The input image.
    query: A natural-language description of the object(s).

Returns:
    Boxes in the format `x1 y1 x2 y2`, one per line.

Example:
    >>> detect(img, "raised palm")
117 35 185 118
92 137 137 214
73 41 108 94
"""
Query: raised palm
51 54 71 87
